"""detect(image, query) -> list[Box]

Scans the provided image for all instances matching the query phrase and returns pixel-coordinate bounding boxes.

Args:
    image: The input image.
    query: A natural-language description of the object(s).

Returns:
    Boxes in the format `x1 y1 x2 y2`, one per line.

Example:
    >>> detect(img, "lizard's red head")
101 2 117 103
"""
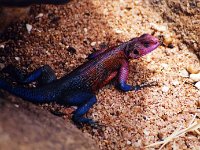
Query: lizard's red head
125 34 160 59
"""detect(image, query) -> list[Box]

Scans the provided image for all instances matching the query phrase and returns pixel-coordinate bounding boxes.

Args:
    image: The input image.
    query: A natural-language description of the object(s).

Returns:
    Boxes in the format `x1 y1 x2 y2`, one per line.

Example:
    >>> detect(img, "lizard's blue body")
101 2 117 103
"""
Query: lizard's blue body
0 34 159 125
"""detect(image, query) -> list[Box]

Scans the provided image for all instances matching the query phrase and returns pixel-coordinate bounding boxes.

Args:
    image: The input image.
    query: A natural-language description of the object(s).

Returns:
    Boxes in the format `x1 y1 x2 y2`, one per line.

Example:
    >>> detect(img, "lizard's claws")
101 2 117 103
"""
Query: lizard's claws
140 81 158 88
89 121 107 129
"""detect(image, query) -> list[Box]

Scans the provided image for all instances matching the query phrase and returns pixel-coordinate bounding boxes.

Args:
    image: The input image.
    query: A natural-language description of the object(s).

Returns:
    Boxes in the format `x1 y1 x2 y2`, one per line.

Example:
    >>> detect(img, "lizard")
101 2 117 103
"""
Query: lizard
0 34 160 126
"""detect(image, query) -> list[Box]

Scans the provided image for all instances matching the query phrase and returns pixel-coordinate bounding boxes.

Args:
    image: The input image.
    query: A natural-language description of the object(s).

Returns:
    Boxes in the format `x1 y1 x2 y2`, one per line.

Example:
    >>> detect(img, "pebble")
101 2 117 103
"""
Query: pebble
172 80 179 86
162 85 169 93
161 63 168 69
26 24 32 34
66 46 77 54
150 23 168 32
45 51 51 56
91 42 96 46
146 55 151 62
194 81 200 90
0 45 4 48
15 57 20 61
190 73 200 82
35 13 44 18
0 63 5 69
143 129 150 135
83 28 88 33
133 140 142 147
163 34 173 46
114 28 123 33
126 140 132 145
187 65 200 74
179 69 189 78
14 104 19 108
124 95 129 101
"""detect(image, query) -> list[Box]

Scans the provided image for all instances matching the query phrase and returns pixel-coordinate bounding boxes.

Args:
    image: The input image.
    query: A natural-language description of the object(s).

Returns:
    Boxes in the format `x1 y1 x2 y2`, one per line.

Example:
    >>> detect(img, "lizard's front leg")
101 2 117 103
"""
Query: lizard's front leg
117 60 133 92
117 61 157 92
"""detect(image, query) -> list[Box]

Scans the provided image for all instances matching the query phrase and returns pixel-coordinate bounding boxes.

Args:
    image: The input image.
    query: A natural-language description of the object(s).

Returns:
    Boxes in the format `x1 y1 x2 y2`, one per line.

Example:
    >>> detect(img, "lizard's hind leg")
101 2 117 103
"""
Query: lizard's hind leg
60 92 97 125
1 65 57 86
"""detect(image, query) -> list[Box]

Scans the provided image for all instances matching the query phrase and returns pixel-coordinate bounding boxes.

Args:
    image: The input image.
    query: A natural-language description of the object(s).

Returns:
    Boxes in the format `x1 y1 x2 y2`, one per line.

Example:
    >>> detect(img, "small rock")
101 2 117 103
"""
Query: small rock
80 54 87 59
133 139 142 147
167 43 174 49
161 63 168 69
114 28 123 34
124 95 129 101
150 23 168 32
26 24 32 34
126 140 132 145
134 0 141 5
172 80 179 86
194 81 200 90
0 63 5 69
190 73 200 82
143 129 150 135
146 55 151 62
187 65 200 74
84 28 88 33
46 51 51 56
180 69 189 78
90 42 96 47
15 57 20 61
163 34 173 46
66 46 76 54
14 104 19 108
0 45 4 48
35 13 44 18
162 85 169 93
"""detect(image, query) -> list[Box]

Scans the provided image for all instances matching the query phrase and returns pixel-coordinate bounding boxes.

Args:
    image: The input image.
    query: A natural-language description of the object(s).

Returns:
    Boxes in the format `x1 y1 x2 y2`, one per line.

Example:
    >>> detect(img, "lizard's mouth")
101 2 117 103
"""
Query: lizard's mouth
149 41 160 53
142 40 160 56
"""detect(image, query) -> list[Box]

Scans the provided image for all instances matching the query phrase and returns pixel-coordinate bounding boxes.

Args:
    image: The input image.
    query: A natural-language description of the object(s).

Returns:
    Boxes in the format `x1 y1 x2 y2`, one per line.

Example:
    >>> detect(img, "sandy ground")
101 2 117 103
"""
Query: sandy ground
0 0 199 149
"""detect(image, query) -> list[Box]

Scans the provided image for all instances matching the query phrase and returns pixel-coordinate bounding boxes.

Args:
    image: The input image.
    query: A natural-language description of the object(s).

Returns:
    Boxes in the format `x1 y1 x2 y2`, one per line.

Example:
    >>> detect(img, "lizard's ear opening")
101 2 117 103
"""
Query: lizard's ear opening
124 42 140 59
128 49 140 59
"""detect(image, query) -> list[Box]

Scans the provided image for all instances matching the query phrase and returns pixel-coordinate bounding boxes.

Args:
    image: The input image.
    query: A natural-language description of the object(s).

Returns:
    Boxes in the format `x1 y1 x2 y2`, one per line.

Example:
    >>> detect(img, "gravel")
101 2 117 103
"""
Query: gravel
0 0 199 149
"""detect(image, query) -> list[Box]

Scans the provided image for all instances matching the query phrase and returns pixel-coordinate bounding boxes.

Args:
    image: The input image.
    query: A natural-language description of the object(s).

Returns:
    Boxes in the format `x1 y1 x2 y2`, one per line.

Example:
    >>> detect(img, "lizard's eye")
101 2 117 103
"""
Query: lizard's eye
143 42 149 48
133 49 139 55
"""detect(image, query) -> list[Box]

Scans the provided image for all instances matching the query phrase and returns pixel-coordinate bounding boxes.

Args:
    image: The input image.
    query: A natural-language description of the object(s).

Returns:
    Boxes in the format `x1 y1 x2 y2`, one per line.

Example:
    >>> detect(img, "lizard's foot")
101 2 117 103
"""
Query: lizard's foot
72 116 103 128
133 81 158 91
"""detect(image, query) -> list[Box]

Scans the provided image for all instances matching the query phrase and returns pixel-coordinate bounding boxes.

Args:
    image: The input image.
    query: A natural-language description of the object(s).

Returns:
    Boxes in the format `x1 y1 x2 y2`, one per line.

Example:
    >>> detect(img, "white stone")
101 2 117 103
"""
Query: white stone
83 28 88 33
114 28 123 34
15 57 20 61
90 42 96 46
162 85 169 92
194 81 200 90
161 63 168 69
180 69 189 78
14 104 19 108
172 80 179 86
35 13 44 18
150 23 168 32
0 45 4 48
0 63 5 69
126 140 132 145
143 129 150 135
26 24 32 34
189 73 200 82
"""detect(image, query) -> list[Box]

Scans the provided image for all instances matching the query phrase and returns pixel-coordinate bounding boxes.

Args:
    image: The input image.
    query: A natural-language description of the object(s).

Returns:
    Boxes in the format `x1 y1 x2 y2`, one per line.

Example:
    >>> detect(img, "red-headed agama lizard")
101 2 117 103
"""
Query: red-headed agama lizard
0 34 160 126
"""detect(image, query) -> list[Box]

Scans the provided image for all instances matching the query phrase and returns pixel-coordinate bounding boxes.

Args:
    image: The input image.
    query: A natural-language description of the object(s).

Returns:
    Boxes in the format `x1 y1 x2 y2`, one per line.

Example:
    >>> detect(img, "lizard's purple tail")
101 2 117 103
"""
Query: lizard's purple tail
0 78 54 103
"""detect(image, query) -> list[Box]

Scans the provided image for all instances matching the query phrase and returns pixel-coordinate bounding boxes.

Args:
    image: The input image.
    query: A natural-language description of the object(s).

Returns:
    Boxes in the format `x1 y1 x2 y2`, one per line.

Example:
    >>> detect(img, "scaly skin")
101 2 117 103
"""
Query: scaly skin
0 34 159 125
